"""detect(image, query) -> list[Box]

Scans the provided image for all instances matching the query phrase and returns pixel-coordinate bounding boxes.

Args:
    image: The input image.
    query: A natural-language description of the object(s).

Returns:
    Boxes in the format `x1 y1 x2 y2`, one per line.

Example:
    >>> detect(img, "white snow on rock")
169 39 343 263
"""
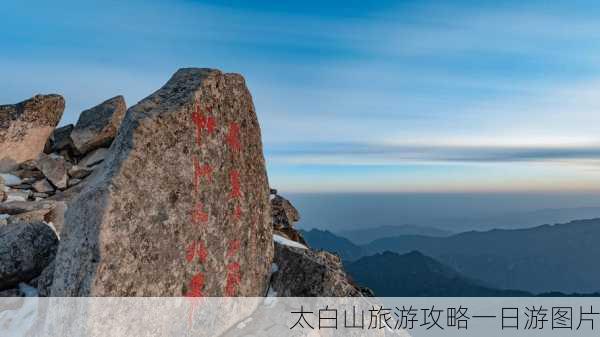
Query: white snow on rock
45 221 60 240
271 263 279 273
0 173 22 186
273 234 307 250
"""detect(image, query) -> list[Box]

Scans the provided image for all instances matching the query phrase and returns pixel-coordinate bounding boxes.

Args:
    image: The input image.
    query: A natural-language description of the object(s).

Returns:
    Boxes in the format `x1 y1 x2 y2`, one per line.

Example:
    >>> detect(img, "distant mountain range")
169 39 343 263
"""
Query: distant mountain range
345 251 531 296
302 218 600 294
336 224 452 245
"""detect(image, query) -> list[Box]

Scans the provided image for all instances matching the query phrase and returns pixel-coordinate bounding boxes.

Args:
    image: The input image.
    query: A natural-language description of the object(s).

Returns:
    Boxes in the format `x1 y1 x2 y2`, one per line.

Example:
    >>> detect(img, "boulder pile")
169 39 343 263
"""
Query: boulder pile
0 68 364 299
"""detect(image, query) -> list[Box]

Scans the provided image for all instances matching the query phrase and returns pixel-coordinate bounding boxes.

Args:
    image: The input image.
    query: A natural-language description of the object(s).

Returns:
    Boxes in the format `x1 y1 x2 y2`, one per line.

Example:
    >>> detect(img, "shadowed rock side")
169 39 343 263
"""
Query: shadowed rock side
70 95 127 155
0 95 65 171
50 68 273 296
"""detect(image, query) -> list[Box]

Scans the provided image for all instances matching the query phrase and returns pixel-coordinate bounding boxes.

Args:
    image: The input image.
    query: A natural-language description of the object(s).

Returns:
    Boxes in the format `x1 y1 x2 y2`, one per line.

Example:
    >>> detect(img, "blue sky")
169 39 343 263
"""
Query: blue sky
3 0 600 192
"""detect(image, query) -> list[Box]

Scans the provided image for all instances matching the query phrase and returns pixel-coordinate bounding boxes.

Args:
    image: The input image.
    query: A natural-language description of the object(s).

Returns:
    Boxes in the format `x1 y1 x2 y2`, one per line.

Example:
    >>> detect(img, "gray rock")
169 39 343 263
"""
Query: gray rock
0 173 22 186
32 192 49 198
0 94 65 172
49 124 75 153
0 221 59 290
0 200 56 215
36 153 68 189
78 147 108 168
67 178 82 187
32 179 54 193
51 68 273 296
71 96 127 155
67 165 92 179
34 260 55 297
271 194 300 229
5 189 31 202
270 241 362 297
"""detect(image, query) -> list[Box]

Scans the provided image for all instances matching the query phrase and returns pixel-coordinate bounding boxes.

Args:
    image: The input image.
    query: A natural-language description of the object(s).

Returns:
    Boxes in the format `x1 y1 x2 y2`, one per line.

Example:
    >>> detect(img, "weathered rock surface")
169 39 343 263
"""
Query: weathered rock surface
78 147 108 168
33 179 54 193
51 68 273 296
36 153 68 189
270 241 362 296
70 95 127 154
0 94 65 171
0 200 57 215
0 221 59 290
68 165 92 179
271 194 300 229
48 124 75 153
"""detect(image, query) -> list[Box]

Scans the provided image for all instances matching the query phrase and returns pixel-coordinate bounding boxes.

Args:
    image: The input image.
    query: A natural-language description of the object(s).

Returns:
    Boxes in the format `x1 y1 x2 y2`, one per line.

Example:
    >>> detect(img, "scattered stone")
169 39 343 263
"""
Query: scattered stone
0 173 22 186
0 200 56 215
33 178 55 193
49 124 75 153
0 94 65 172
67 165 92 179
67 178 82 187
78 147 108 168
11 183 32 190
71 95 127 154
36 153 68 189
5 190 31 202
51 68 273 296
270 241 362 296
33 192 49 198
0 221 59 290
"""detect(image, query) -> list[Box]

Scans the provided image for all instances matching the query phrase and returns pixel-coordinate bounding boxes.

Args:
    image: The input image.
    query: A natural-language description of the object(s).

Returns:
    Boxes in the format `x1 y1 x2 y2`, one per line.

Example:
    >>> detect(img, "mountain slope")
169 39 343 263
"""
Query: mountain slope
363 218 600 293
345 251 531 296
300 229 364 261
337 224 452 244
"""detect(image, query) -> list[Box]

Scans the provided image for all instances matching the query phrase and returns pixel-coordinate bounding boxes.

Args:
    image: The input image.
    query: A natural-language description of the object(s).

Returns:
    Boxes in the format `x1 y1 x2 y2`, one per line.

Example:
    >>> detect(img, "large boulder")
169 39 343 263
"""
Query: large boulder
70 95 127 154
51 68 273 296
0 221 59 290
270 240 362 296
0 94 65 172
36 153 69 189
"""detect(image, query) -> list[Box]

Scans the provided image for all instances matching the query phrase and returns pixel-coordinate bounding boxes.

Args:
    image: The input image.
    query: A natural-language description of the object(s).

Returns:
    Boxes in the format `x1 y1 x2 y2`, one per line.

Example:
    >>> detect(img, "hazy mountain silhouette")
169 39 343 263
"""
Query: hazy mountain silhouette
300 229 364 261
345 251 532 296
337 224 452 244
302 219 600 294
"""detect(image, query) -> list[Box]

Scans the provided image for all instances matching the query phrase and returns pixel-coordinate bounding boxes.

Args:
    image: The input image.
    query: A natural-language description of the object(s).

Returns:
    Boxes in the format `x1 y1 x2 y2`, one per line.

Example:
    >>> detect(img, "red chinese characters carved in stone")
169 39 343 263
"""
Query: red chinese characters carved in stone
193 157 212 192
229 170 241 199
227 239 241 258
191 202 209 224
192 103 215 145
185 272 205 298
226 122 241 152
224 262 241 296
186 241 208 264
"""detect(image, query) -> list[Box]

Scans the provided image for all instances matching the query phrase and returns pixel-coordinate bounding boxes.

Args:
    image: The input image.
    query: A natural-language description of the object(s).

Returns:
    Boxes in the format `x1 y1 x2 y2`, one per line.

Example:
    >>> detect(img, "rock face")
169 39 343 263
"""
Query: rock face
270 241 362 296
0 221 59 290
51 68 273 296
70 95 127 155
36 153 69 189
0 94 65 171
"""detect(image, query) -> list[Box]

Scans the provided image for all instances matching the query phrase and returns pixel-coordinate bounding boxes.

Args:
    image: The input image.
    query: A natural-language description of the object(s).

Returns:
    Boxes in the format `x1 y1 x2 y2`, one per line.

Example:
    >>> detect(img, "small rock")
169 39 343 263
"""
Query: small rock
11 183 32 190
0 221 59 290
33 192 49 198
0 173 22 186
78 147 108 168
67 165 92 179
0 94 65 172
0 200 56 215
50 124 75 153
36 153 68 189
71 95 127 155
67 178 82 187
32 179 55 193
5 190 31 202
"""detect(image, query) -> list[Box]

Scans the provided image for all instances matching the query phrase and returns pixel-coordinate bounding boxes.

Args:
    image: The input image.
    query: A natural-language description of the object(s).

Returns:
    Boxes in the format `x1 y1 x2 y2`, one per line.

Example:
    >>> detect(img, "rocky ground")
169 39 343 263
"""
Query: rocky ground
0 68 366 298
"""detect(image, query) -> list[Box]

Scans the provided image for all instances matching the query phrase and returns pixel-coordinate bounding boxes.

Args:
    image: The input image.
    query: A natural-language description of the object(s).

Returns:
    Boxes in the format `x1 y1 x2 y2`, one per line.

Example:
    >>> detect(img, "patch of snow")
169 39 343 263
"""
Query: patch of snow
273 234 307 250
0 173 22 186
269 194 276 201
271 263 279 273
45 221 60 240
0 214 8 220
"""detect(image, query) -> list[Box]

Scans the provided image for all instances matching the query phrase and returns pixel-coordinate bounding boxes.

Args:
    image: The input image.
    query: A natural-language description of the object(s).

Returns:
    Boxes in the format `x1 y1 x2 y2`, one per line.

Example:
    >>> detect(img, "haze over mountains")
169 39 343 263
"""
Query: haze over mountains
303 218 600 295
